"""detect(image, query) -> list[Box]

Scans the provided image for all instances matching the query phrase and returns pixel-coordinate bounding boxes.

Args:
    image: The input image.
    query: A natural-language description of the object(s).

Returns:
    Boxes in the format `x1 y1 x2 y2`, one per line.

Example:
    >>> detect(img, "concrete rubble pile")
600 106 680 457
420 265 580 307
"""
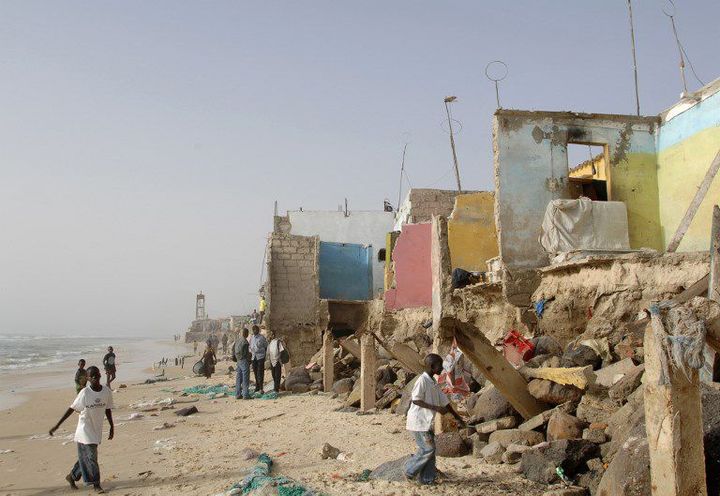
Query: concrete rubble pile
437 294 720 496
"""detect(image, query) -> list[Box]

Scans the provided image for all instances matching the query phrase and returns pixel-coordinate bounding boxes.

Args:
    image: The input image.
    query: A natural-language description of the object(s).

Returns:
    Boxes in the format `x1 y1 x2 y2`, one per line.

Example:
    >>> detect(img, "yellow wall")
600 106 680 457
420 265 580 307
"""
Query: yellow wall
657 126 720 251
447 192 499 271
610 151 664 251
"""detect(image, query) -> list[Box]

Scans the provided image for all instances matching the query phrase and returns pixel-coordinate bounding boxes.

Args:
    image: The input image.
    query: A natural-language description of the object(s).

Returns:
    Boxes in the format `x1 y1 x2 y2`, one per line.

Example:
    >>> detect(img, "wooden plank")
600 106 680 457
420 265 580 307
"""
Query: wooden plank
666 149 720 253
644 319 707 495
322 332 334 393
454 321 547 419
389 342 425 375
360 333 377 411
339 337 361 359
520 365 595 389
710 205 720 302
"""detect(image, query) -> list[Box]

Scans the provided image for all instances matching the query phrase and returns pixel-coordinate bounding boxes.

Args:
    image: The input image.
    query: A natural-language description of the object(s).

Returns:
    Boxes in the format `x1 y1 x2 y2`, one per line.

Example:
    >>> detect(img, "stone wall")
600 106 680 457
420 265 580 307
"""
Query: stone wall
394 189 471 231
266 232 322 364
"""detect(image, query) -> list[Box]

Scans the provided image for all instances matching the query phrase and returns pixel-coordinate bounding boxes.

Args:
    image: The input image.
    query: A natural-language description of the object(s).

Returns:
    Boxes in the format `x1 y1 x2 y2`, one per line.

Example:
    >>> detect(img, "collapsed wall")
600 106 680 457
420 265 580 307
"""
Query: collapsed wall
266 232 323 365
532 251 710 345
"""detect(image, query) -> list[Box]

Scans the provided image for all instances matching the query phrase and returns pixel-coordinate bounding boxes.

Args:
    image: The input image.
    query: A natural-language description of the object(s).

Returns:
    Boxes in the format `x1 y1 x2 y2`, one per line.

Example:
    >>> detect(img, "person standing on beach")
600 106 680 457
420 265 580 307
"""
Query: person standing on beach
221 333 228 354
201 340 216 379
249 325 267 393
102 347 116 389
233 328 251 399
404 354 465 485
193 340 198 354
267 332 286 393
75 359 88 393
50 366 114 493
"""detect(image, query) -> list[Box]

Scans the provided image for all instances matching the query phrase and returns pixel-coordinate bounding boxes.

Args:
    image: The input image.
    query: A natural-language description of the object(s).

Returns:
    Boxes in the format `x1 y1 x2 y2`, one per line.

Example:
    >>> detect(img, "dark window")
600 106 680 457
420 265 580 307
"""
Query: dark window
378 248 386 262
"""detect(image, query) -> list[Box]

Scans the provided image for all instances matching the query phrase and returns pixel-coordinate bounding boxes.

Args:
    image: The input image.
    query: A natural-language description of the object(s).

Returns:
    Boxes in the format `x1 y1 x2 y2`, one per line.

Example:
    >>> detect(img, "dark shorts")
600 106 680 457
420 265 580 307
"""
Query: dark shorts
105 366 116 374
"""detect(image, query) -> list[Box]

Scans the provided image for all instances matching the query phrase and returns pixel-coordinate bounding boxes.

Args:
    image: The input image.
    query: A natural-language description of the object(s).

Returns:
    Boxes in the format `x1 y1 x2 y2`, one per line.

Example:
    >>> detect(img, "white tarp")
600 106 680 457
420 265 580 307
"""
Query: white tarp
539 197 630 255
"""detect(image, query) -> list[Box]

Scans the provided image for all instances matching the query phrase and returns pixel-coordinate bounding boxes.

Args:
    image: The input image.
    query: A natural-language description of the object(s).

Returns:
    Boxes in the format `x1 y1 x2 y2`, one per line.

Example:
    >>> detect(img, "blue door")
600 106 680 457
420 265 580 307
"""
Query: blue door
319 242 373 301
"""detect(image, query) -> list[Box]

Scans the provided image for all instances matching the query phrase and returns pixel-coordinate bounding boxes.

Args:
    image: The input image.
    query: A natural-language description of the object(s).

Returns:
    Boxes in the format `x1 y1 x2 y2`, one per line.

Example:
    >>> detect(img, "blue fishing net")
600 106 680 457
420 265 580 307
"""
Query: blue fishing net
225 454 318 495
182 384 231 397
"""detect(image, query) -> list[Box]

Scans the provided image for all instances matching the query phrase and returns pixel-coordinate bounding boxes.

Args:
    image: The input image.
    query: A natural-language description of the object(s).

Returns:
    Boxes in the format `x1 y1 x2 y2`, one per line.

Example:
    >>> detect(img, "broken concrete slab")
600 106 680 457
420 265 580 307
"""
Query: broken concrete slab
502 443 533 464
471 384 515 421
475 416 518 434
596 424 650 496
480 441 505 464
608 364 644 404
436 431 470 458
518 402 574 432
594 358 637 388
521 365 595 390
528 379 584 405
369 455 411 482
575 392 619 424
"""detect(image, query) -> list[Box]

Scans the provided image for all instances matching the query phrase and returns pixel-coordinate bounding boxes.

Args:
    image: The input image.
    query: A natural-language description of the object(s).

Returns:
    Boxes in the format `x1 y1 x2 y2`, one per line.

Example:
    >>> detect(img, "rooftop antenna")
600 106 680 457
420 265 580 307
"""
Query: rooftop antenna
397 142 409 210
485 60 508 109
443 96 462 192
626 0 641 115
662 1 688 95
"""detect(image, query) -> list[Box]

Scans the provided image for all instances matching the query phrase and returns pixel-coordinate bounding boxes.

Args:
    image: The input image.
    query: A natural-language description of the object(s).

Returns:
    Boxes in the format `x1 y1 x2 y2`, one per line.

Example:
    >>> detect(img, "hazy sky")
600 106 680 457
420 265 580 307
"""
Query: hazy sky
1 1 717 337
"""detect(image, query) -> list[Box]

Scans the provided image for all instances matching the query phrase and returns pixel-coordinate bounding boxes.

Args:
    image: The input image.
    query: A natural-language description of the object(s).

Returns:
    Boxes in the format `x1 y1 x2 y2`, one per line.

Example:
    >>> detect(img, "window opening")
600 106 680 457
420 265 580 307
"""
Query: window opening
567 143 608 201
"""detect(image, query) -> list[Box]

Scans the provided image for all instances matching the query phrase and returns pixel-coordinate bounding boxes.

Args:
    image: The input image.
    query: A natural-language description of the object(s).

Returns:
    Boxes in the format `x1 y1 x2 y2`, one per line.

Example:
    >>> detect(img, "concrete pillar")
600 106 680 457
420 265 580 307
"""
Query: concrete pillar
360 333 376 411
322 331 334 393
644 318 707 496
430 215 453 352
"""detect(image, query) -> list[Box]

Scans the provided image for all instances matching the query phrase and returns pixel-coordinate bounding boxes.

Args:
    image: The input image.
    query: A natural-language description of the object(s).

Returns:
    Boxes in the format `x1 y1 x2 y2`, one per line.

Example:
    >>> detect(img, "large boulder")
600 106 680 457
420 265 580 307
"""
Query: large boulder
471 385 515 421
284 367 312 389
488 429 544 448
369 455 411 482
436 431 470 457
521 439 600 484
608 365 644 404
332 378 354 395
480 441 505 464
547 411 585 441
528 379 584 405
562 344 602 370
596 424 650 496
576 392 619 424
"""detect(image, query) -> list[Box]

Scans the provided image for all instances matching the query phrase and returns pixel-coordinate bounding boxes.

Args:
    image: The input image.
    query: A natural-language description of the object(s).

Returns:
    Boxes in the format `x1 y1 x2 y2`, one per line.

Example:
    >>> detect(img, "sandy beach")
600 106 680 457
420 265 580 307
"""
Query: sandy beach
0 350 546 496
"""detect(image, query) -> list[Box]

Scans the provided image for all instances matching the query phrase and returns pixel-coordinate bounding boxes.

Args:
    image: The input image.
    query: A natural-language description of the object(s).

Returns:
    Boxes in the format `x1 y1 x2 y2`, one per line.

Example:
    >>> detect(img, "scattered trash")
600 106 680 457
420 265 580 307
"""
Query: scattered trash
175 406 199 417
127 413 144 421
320 443 341 460
252 391 279 400
138 470 153 478
153 422 175 430
182 384 230 398
0 449 15 454
130 397 175 410
355 469 371 482
216 454 315 496
153 438 176 453
240 448 259 461
119 384 127 388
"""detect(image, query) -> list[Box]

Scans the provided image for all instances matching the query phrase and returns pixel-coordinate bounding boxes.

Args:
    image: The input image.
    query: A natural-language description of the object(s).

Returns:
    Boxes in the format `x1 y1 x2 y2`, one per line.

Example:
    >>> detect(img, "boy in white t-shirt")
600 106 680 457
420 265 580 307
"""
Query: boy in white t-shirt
405 353 465 485
50 365 114 493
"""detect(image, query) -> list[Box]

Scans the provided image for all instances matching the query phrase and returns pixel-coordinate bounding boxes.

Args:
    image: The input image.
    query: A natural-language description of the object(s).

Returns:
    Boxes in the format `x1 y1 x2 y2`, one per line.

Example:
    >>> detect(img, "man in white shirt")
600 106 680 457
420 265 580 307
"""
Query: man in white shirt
249 325 268 393
405 353 464 485
267 332 287 393
50 366 114 493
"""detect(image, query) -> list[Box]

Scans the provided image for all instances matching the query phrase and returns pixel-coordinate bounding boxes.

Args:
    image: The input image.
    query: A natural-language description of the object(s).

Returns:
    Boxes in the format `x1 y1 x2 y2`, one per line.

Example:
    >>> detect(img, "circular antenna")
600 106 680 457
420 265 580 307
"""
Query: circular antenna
662 0 676 17
440 118 463 135
485 60 508 82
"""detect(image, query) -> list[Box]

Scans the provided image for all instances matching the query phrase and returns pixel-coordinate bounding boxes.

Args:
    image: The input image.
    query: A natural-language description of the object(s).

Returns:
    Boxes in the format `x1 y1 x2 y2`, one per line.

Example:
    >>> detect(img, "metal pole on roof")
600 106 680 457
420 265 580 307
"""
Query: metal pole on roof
626 0 641 116
444 96 462 192
397 142 408 211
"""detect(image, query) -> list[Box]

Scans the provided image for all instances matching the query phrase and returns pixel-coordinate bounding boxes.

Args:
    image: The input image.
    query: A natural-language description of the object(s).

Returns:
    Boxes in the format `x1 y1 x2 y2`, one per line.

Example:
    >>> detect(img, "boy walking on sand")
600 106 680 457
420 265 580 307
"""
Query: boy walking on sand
50 366 114 493
103 346 116 388
405 353 465 485
75 359 88 393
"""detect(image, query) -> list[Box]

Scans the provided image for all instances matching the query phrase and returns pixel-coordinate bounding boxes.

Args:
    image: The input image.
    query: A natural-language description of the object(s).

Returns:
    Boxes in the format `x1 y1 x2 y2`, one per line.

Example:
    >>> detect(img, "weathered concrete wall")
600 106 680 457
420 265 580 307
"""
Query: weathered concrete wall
385 223 432 310
266 233 322 364
493 110 662 274
657 79 720 252
283 210 394 297
532 251 709 345
447 192 498 272
383 231 400 291
393 189 470 231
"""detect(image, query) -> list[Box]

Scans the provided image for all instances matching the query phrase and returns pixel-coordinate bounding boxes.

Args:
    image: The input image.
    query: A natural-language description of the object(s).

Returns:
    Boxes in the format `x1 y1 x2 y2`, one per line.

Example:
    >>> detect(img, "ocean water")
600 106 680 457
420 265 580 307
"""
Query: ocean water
0 334 125 371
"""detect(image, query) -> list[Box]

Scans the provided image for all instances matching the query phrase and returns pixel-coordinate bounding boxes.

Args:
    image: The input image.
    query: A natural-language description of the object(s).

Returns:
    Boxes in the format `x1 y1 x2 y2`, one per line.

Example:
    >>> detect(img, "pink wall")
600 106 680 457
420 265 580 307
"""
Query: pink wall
385 223 432 310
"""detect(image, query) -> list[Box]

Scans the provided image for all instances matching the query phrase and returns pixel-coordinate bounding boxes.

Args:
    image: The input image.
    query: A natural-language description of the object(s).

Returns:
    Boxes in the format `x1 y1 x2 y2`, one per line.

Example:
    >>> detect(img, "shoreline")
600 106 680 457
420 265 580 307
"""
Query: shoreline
0 339 192 412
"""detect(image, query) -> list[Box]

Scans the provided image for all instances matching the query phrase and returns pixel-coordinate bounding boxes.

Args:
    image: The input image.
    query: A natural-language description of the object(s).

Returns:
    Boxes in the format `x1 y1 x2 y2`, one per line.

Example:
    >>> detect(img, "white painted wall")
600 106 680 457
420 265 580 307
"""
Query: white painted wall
287 210 395 296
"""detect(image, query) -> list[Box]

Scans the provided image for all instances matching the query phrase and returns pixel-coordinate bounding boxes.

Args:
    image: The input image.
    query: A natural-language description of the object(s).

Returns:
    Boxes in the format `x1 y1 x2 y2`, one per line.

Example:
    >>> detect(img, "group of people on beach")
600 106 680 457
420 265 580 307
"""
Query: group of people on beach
198 324 287 398
49 346 118 493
